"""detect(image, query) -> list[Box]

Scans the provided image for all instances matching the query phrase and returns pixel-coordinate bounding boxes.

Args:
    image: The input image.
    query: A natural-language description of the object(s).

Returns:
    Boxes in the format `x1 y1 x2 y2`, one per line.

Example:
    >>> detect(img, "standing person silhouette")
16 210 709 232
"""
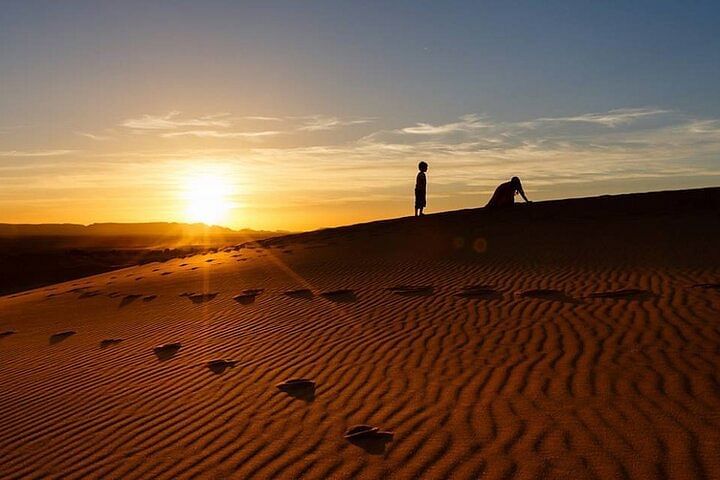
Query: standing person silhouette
485 176 531 209
415 161 428 216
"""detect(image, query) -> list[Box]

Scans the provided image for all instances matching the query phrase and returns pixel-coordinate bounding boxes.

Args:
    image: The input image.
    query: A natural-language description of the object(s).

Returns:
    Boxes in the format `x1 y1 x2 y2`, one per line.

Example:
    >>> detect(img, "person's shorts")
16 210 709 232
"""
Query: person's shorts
415 190 426 209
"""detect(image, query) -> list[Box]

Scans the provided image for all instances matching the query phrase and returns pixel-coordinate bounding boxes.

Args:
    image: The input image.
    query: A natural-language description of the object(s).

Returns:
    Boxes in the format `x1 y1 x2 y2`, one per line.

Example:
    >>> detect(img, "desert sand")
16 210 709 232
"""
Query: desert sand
1 187 719 479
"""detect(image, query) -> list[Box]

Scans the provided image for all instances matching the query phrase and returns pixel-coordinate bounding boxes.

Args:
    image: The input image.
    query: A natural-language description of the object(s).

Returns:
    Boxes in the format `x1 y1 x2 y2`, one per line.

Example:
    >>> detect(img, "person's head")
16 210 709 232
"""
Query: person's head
510 176 521 189
418 161 428 172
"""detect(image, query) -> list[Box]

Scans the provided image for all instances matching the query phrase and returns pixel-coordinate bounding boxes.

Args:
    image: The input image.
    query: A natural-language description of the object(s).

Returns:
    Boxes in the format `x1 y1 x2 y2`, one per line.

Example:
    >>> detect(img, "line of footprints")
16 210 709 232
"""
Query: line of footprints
2 281 718 450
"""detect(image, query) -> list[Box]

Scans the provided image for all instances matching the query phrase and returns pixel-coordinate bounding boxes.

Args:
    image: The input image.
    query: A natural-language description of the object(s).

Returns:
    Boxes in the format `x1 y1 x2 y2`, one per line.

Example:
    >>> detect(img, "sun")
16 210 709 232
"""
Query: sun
182 173 234 225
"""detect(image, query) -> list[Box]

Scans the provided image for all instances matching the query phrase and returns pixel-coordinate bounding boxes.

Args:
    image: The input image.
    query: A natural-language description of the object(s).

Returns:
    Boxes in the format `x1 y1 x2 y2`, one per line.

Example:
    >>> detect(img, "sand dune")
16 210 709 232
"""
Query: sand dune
1 188 719 479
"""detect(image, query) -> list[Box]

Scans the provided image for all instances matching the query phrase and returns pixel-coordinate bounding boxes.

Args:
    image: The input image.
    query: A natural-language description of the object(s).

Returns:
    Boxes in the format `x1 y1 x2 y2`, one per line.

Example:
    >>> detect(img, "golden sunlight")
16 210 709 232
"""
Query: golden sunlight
182 172 234 225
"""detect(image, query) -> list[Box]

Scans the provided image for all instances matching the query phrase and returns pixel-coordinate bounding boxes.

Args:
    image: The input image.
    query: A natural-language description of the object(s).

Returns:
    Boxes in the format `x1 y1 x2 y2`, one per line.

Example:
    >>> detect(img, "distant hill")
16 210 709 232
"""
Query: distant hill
0 222 282 237
0 222 289 296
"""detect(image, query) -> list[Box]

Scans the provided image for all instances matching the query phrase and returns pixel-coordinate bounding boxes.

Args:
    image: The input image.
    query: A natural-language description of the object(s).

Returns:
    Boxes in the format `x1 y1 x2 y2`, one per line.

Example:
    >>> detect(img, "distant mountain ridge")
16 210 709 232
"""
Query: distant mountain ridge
0 222 282 237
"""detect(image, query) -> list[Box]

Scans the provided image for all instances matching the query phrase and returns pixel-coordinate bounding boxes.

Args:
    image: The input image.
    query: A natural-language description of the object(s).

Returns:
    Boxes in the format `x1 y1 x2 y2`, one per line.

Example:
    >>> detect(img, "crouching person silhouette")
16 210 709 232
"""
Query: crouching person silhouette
486 176 531 209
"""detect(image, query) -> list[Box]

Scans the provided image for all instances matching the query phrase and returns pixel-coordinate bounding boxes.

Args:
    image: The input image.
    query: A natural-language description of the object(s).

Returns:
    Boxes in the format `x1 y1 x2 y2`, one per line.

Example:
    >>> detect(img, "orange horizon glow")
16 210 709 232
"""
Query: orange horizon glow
2 111 720 232
2 4 720 232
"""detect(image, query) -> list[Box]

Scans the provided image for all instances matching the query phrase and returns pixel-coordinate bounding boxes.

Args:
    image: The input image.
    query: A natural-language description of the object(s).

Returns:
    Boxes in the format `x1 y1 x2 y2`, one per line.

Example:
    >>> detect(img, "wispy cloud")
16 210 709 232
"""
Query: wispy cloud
525 107 669 127
6 107 718 229
112 112 371 139
297 115 373 131
161 130 282 139
400 114 491 135
76 131 113 141
0 149 75 157
122 111 232 131
244 116 285 122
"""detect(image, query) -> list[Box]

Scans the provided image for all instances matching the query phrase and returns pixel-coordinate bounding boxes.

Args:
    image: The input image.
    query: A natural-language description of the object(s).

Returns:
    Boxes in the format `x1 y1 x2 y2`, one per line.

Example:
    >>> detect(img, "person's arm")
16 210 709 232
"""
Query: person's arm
516 180 531 203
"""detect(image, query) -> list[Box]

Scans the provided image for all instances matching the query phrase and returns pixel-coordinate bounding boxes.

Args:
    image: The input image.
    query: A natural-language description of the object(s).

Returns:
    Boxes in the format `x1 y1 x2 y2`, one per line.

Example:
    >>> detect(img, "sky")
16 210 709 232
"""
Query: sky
1 0 719 231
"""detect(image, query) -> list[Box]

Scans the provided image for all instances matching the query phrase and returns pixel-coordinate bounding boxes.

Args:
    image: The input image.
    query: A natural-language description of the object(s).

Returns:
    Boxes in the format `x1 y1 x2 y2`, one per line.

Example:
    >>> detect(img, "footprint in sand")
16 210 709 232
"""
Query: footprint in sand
100 338 124 348
693 283 720 290
142 295 157 302
321 290 358 303
50 330 76 345
233 289 263 305
515 289 581 304
344 425 394 454
207 359 237 374
179 263 188 267
587 289 656 300
387 285 434 297
161 272 172 276
154 342 181 361
119 294 143 308
284 289 314 299
455 285 503 300
188 293 218 304
1 330 17 338
190 267 199 271
276 378 316 401
78 290 102 299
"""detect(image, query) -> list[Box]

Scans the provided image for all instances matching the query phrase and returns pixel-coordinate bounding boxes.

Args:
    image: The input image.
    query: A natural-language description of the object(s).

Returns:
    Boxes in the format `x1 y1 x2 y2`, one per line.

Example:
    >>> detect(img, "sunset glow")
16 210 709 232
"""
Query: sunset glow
181 172 234 226
1 3 719 231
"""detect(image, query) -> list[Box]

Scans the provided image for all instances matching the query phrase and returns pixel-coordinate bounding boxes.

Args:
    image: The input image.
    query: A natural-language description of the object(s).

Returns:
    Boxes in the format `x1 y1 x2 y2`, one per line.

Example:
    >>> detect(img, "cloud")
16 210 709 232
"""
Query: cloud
400 114 491 135
161 130 282 139
244 116 285 122
10 107 718 215
76 131 113 141
526 107 668 127
122 111 232 131
269 108 720 197
297 115 373 131
6 106 718 230
0 149 75 157
116 112 371 139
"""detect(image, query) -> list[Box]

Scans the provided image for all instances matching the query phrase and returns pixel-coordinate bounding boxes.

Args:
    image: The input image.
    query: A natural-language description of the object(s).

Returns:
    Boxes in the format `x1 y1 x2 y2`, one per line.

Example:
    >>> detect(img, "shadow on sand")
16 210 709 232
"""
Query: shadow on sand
154 343 182 361
344 426 394 455
321 290 357 303
50 331 76 345
276 379 316 402
207 359 237 374
516 289 583 304
285 289 314 300
119 294 142 308
387 286 434 297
